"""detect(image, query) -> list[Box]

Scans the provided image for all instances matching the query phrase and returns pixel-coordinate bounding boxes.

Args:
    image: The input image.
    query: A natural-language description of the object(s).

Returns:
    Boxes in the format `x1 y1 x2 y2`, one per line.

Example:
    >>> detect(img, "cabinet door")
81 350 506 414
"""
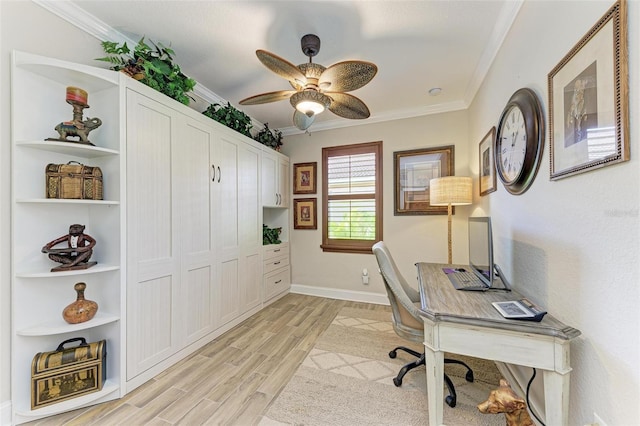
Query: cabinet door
277 156 290 208
126 90 180 379
176 117 217 345
238 142 262 312
261 151 278 207
215 133 241 325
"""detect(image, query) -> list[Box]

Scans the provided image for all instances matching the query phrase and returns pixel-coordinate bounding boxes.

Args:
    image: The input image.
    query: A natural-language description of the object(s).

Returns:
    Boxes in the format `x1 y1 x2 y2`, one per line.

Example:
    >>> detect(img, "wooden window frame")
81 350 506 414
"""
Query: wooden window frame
321 141 383 254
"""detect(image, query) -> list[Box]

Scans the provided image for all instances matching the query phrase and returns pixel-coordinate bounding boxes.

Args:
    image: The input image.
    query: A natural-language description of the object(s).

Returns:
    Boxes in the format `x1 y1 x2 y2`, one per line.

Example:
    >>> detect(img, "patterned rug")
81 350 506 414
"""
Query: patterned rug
260 307 506 425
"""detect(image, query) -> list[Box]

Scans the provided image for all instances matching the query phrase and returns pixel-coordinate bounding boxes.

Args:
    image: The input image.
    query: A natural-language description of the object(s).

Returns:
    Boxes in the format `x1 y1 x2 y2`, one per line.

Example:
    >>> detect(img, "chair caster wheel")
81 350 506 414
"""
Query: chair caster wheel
466 371 474 382
445 395 456 408
389 350 397 359
393 377 402 387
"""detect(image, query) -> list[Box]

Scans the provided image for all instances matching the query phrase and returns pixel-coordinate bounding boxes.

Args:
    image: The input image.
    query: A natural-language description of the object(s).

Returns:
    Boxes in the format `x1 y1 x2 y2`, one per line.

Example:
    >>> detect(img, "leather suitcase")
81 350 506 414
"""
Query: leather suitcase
45 161 103 200
31 338 106 409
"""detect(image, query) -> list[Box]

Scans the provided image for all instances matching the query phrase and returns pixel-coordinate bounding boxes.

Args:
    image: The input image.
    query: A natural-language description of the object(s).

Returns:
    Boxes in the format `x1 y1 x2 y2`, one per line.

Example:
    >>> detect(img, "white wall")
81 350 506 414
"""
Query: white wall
467 1 640 424
0 1 105 421
284 111 473 298
285 1 640 424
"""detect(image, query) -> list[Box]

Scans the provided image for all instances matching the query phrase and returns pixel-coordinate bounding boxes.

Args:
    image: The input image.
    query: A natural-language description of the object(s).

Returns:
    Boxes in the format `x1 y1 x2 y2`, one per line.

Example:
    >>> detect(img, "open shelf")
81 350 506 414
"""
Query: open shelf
17 311 120 336
16 264 119 278
16 198 119 206
14 381 119 418
17 140 119 158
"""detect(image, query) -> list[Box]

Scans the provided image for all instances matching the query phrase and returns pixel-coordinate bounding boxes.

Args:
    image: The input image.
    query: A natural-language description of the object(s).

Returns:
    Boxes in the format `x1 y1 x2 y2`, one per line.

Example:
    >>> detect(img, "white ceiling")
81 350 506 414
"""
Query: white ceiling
62 0 522 134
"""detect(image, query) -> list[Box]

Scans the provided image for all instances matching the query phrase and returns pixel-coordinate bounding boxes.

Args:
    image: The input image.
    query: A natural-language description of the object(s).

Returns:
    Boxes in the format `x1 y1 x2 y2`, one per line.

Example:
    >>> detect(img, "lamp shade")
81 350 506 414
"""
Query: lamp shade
430 176 472 206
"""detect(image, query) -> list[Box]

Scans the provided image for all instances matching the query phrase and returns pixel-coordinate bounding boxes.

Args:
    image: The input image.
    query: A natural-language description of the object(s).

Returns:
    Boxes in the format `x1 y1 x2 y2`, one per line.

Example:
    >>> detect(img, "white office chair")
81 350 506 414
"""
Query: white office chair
372 241 473 408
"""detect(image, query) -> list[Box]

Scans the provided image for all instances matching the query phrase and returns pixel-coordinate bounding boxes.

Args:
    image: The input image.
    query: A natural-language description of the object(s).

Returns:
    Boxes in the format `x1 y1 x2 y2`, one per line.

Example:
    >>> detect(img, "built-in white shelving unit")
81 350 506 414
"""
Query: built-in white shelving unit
10 51 125 424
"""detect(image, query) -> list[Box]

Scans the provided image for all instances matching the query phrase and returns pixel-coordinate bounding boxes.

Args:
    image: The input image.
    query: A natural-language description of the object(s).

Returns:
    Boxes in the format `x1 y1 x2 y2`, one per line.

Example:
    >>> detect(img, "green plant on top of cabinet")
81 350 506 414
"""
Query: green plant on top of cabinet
96 37 196 105
202 102 253 138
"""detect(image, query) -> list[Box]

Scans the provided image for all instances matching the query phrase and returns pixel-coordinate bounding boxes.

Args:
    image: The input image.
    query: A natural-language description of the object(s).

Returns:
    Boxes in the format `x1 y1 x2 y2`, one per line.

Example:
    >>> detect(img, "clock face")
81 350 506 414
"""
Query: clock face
498 105 527 183
494 88 544 195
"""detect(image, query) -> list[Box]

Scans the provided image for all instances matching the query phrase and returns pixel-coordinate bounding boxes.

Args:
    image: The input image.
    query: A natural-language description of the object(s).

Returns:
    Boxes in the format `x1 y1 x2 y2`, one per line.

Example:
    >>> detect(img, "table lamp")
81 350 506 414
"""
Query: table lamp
430 176 472 264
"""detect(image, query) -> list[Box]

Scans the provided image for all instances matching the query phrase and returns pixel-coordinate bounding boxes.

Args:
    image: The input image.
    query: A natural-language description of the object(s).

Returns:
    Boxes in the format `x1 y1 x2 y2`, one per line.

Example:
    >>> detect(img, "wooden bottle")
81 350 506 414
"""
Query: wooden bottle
62 282 98 324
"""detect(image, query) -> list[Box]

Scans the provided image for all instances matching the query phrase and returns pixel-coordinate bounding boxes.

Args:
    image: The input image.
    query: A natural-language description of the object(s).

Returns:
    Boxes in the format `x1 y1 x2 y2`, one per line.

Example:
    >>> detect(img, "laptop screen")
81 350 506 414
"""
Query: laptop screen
468 217 494 286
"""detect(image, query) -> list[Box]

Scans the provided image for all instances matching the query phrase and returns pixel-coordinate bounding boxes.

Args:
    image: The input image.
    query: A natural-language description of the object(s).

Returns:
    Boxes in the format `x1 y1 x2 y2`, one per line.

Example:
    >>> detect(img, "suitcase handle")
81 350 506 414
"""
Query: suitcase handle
66 161 84 166
56 337 89 351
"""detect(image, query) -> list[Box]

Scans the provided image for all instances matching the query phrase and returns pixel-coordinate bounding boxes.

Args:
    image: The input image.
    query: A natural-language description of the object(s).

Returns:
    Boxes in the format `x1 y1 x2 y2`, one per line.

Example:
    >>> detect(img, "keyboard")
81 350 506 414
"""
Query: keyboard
447 270 488 290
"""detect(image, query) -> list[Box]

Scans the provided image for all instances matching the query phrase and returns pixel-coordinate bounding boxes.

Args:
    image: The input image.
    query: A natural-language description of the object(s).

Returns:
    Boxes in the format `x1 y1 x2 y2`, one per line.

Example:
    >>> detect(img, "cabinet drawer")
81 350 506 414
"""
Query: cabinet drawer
264 243 289 260
263 255 289 275
264 267 291 299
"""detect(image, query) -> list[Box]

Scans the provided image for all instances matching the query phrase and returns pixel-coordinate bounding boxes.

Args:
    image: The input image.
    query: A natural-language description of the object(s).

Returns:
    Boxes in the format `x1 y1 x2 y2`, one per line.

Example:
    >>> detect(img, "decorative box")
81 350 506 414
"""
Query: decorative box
45 161 103 200
31 338 106 409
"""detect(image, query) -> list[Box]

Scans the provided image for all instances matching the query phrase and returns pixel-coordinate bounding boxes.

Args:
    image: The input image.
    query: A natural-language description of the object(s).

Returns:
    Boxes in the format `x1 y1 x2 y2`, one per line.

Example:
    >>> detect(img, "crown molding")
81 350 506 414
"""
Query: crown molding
281 100 468 135
463 0 524 106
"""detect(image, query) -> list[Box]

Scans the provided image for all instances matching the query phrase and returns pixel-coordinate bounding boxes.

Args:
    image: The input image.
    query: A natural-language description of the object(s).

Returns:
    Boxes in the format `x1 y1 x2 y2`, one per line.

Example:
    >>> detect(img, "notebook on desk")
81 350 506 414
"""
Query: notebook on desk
443 217 510 292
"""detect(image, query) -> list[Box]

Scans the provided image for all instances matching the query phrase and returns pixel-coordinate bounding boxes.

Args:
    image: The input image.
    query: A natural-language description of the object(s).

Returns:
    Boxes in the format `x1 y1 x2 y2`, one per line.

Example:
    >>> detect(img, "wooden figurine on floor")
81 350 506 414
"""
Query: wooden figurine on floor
477 379 534 426
42 224 97 272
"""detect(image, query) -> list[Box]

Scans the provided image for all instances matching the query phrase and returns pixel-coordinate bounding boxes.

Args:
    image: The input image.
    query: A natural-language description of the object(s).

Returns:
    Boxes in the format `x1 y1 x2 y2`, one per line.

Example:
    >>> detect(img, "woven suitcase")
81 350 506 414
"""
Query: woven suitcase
46 161 103 200
31 338 106 409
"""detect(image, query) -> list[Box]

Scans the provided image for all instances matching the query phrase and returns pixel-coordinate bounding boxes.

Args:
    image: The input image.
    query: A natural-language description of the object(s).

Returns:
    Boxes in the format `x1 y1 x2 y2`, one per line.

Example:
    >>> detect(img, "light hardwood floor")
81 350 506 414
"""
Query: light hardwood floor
29 294 391 425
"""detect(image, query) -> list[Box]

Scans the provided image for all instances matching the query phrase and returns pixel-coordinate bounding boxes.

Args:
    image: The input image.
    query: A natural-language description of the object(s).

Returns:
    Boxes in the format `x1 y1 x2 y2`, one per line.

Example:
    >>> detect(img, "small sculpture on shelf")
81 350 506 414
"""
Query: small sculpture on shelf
41 224 97 272
46 86 102 146
62 282 98 324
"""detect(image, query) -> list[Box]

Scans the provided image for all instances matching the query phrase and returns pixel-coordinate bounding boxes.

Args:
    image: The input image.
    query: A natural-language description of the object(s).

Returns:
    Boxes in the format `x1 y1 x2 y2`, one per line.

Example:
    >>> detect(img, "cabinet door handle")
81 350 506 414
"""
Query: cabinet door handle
211 164 216 182
273 261 280 265
275 279 282 284
217 166 221 183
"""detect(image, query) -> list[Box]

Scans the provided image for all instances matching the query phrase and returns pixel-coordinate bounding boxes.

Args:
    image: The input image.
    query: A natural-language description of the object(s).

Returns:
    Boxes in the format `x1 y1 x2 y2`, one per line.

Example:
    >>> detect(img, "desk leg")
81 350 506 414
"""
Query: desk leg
543 369 570 426
424 346 444 426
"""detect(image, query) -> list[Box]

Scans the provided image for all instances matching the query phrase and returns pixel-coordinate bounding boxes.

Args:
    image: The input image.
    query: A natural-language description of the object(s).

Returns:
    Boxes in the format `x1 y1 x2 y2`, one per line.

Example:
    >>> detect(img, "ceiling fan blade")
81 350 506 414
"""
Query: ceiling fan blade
293 110 315 131
239 90 297 105
319 61 378 92
326 93 371 119
256 50 307 86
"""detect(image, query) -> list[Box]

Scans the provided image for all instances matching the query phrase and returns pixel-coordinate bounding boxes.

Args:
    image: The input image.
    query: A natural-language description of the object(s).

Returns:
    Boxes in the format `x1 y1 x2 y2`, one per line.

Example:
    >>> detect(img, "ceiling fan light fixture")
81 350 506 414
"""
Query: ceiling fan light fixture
290 91 331 117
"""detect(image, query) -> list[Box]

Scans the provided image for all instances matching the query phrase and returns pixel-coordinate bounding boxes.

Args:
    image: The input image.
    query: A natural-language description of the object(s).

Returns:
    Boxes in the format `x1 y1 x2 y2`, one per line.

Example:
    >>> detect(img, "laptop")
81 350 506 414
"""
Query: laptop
443 217 510 291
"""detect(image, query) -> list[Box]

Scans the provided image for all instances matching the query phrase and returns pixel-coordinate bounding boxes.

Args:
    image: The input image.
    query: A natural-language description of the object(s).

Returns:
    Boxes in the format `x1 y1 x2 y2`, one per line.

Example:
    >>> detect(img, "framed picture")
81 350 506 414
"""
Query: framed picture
548 0 628 180
479 127 497 196
293 198 317 229
293 162 317 194
394 145 454 215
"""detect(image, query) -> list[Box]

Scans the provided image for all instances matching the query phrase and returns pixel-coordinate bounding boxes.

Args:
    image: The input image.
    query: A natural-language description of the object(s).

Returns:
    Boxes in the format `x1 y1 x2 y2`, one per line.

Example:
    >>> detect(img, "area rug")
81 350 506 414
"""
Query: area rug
260 306 505 425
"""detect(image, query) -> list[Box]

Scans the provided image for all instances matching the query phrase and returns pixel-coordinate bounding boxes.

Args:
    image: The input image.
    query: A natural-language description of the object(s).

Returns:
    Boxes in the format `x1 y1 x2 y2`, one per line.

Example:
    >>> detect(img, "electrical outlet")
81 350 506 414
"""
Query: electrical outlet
362 268 369 285
593 412 607 426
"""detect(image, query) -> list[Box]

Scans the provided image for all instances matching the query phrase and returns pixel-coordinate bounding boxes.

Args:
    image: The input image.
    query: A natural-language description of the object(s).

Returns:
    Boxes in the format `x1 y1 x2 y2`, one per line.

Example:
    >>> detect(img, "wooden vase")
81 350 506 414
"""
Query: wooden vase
62 282 98 324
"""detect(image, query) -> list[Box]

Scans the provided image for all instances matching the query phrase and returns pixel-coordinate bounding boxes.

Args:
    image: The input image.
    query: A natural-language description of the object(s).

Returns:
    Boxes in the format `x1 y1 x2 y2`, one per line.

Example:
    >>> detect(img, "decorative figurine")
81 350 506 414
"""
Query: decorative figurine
46 86 102 146
62 282 98 324
477 379 534 426
41 224 97 272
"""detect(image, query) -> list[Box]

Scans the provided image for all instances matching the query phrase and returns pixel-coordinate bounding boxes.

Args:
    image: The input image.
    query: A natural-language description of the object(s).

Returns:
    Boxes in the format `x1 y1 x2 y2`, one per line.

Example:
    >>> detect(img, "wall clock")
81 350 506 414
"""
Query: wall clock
495 88 545 195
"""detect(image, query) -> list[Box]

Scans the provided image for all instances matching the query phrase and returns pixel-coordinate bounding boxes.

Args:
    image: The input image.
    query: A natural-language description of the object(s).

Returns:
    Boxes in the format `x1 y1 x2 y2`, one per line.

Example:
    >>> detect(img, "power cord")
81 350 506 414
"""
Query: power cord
526 368 545 426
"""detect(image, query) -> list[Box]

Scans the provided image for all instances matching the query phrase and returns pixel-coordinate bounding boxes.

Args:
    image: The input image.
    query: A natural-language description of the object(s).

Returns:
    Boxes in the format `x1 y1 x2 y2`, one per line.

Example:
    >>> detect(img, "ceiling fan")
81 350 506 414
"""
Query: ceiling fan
239 34 377 131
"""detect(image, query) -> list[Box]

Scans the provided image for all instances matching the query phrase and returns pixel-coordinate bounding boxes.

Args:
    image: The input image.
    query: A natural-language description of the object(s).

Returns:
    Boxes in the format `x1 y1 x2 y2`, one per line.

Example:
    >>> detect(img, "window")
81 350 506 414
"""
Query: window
321 141 382 253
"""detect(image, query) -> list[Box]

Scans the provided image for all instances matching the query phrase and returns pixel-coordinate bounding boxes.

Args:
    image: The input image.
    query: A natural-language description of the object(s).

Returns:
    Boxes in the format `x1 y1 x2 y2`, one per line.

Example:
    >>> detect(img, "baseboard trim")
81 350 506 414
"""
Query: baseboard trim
1 400 11 426
290 284 389 305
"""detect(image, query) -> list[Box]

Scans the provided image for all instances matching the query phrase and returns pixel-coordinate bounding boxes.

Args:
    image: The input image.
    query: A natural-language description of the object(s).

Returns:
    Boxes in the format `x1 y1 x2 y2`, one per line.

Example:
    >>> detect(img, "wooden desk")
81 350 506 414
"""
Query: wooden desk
416 263 581 426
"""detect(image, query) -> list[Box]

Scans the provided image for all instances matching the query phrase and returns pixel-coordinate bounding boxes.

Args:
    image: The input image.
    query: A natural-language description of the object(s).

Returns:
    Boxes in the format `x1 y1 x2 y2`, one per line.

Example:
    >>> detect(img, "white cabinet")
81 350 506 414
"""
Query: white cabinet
10 51 125 424
262 149 290 207
263 243 291 302
124 82 263 387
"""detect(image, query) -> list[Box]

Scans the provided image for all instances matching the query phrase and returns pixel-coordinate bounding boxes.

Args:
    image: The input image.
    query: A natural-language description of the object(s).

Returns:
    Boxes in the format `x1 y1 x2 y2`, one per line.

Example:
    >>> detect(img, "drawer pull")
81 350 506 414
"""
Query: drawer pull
274 249 281 252
273 261 280 265
275 279 282 284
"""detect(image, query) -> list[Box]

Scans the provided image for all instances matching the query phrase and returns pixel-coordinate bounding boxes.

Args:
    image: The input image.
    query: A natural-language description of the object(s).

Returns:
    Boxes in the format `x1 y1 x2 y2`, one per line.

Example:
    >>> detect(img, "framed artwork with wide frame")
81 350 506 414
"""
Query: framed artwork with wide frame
293 162 317 194
479 127 497 196
548 0 628 180
293 198 317 229
394 145 454 215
